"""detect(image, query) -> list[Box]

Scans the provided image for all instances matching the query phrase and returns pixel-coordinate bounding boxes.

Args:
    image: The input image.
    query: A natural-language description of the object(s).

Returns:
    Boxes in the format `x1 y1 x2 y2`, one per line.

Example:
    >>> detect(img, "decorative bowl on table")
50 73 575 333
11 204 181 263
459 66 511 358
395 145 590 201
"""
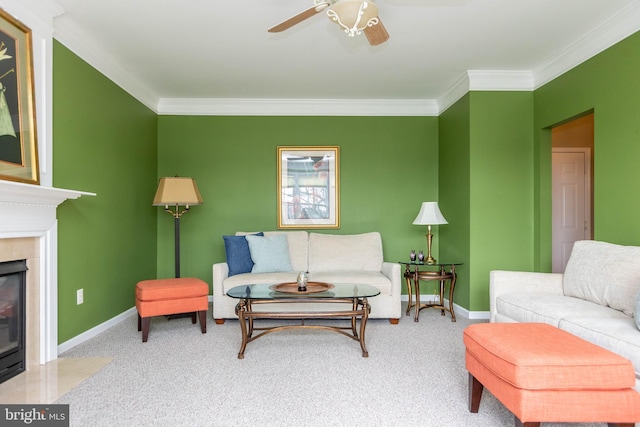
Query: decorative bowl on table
270 282 335 294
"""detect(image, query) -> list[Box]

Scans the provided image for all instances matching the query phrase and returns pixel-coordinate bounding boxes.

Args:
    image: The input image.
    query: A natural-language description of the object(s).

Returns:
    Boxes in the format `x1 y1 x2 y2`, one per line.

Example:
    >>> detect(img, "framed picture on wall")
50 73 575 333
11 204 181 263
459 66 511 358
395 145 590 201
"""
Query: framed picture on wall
277 146 340 229
0 8 38 185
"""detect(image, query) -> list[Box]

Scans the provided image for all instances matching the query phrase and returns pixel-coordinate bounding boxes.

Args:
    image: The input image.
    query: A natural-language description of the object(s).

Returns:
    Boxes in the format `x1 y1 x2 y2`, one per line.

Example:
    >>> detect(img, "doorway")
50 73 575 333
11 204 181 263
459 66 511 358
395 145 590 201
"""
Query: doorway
551 114 594 273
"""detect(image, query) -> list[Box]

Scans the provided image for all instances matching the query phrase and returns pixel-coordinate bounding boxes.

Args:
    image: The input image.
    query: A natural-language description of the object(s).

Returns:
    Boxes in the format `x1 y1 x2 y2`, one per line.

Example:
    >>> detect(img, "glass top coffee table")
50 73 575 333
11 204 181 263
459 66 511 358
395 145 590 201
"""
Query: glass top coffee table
226 283 380 359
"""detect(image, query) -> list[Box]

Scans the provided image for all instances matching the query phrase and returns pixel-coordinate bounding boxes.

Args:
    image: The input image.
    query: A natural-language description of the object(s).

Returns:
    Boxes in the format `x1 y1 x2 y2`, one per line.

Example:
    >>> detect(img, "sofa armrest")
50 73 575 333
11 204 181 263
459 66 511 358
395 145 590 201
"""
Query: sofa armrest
213 262 229 299
489 270 564 322
382 261 402 296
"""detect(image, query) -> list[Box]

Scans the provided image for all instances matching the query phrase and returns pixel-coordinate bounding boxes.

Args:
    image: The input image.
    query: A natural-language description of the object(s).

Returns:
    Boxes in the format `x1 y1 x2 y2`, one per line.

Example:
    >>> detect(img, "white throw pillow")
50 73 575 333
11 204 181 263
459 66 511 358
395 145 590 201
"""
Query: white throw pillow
563 240 640 316
246 234 293 273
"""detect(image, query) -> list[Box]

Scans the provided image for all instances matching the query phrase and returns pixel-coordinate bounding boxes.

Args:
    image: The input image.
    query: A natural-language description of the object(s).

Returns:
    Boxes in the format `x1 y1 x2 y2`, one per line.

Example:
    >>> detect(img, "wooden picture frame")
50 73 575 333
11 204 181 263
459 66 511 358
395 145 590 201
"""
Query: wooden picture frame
0 8 38 185
277 146 340 229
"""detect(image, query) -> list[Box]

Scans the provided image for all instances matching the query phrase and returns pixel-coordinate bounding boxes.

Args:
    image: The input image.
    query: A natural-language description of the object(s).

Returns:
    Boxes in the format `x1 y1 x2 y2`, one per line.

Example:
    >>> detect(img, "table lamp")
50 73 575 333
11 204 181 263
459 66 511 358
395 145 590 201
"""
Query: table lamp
153 176 203 278
412 201 448 265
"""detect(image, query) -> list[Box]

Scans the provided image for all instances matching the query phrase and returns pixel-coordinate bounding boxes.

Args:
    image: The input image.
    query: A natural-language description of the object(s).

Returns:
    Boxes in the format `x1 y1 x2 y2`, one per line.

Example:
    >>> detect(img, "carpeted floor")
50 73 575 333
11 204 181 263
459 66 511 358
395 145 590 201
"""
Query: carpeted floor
57 303 611 427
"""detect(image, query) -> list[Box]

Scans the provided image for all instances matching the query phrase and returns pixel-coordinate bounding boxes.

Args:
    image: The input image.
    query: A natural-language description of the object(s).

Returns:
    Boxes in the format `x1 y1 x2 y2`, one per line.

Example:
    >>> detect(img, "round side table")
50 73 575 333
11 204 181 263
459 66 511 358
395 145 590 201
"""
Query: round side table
399 261 462 322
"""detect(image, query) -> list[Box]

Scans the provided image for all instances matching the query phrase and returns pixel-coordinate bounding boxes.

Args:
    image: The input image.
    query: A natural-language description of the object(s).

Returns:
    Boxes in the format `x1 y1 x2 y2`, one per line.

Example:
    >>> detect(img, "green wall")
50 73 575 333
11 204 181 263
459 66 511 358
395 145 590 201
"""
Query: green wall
439 92 534 312
534 30 640 268
49 28 640 344
439 94 471 308
156 116 440 286
468 91 534 310
437 30 640 311
52 41 158 343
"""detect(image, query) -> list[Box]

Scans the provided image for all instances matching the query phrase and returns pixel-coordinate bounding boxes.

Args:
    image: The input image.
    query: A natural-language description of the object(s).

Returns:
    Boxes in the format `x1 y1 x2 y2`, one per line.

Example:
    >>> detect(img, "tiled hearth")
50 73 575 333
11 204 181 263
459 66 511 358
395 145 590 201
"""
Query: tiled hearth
0 356 111 404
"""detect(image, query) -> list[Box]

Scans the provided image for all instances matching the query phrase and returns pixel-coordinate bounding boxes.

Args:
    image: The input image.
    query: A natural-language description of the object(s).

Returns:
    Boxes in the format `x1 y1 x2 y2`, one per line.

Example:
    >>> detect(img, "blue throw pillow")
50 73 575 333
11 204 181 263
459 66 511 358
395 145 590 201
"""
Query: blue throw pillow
635 291 640 330
246 234 293 273
223 232 263 276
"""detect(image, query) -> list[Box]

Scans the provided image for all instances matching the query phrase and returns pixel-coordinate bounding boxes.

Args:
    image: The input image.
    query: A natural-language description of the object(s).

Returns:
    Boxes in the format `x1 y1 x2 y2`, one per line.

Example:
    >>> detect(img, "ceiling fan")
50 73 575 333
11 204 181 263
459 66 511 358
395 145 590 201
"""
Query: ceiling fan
268 0 390 46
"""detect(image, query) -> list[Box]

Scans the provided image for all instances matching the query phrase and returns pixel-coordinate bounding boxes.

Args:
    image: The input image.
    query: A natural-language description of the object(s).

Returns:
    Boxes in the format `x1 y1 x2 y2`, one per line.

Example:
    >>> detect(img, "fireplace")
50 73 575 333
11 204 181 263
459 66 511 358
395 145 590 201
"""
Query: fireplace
0 259 27 383
0 3 94 380
0 181 93 373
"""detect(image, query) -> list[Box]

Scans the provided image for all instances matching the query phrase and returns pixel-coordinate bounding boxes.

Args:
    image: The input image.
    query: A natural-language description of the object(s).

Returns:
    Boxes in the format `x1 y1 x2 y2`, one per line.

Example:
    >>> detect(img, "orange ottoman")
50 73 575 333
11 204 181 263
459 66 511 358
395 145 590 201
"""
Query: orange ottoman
464 323 640 427
135 278 209 342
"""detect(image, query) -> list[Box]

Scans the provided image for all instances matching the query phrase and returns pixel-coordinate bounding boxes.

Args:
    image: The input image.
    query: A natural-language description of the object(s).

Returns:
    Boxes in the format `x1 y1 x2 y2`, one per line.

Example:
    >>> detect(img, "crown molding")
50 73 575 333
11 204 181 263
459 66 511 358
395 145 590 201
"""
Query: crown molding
437 73 470 113
0 0 63 35
157 98 439 116
48 1 640 116
53 14 159 113
436 4 640 113
533 1 640 89
467 70 535 91
436 70 534 114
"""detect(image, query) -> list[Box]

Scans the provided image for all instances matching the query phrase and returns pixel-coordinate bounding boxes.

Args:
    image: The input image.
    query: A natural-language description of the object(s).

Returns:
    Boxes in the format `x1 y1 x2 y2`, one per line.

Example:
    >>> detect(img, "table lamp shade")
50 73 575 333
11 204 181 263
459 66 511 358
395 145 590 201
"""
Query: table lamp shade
412 202 448 225
153 177 203 207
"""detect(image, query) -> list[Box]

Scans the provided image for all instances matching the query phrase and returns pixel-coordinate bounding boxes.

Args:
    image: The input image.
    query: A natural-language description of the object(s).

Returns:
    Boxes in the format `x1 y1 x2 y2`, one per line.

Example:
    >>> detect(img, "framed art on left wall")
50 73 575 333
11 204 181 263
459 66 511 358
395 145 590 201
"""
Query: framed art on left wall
277 146 340 229
0 8 38 185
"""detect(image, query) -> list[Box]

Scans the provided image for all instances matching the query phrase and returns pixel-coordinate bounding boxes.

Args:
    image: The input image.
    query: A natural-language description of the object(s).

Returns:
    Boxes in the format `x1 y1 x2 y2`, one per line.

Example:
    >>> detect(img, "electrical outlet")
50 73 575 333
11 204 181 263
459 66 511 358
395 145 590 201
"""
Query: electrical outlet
77 289 84 305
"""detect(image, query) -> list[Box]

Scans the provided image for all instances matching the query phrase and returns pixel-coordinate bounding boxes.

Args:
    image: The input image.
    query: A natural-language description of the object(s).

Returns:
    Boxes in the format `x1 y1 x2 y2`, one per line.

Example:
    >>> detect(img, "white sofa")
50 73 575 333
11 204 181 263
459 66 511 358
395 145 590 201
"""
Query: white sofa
490 240 640 390
213 231 402 324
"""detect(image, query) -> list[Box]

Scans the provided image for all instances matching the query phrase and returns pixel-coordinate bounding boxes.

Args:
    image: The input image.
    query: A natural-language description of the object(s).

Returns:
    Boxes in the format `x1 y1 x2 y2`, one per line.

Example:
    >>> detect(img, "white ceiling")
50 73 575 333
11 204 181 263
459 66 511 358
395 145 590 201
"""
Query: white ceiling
50 0 640 114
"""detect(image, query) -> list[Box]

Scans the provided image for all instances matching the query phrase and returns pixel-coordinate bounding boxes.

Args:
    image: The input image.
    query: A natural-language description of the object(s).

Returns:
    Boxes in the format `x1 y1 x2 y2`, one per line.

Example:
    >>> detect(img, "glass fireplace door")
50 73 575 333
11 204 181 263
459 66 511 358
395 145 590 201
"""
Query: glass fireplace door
0 260 26 383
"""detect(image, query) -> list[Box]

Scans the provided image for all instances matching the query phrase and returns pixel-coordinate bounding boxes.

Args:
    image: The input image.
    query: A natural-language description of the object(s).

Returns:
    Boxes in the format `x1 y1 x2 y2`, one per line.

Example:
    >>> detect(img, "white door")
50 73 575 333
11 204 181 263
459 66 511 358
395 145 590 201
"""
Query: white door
552 148 591 273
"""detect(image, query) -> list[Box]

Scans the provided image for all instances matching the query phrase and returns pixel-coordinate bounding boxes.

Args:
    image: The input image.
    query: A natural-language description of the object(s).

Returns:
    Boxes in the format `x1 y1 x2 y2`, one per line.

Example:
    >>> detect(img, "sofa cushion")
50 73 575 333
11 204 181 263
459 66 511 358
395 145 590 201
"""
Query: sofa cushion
308 232 383 272
222 272 298 293
223 232 263 276
310 271 392 295
495 293 629 326
246 234 293 273
563 240 640 316
237 231 309 272
635 291 640 330
559 317 640 380
265 231 309 272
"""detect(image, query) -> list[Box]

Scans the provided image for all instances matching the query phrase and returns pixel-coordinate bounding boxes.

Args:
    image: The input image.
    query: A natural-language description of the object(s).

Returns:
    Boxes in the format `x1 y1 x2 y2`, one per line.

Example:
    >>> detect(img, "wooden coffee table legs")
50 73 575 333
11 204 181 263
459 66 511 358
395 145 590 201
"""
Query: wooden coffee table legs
234 297 372 359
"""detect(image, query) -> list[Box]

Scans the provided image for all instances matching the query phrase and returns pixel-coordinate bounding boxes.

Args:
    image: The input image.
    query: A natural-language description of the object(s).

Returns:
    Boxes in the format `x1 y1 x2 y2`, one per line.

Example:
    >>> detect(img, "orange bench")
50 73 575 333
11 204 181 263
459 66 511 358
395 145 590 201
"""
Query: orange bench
135 278 209 342
464 323 640 427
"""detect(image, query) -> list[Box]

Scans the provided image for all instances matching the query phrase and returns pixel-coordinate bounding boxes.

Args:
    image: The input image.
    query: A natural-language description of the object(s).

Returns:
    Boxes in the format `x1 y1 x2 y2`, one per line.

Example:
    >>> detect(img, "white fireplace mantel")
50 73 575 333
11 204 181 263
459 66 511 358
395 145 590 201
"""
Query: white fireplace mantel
0 180 95 238
0 180 95 365
0 180 95 207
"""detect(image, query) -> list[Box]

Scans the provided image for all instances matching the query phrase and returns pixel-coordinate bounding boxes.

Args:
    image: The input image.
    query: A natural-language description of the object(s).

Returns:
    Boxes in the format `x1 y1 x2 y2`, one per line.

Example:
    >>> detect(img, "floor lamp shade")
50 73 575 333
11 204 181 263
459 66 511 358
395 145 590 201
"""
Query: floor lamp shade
153 176 203 278
153 177 203 208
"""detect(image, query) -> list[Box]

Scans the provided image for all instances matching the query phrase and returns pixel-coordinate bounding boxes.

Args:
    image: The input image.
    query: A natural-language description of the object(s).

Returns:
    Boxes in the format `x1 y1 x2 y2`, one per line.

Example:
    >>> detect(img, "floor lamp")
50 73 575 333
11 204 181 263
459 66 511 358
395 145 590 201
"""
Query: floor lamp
153 177 203 278
412 201 448 265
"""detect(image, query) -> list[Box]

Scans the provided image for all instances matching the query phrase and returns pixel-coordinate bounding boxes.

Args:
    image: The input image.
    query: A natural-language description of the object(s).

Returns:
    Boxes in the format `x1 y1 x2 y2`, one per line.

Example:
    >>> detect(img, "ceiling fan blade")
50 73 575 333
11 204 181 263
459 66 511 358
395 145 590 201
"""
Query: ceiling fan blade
364 18 390 46
268 2 331 33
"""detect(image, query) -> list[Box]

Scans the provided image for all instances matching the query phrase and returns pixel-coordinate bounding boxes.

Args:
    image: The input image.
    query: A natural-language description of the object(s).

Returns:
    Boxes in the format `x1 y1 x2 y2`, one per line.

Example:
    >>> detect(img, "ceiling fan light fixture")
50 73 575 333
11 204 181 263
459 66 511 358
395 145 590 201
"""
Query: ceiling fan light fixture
327 0 379 37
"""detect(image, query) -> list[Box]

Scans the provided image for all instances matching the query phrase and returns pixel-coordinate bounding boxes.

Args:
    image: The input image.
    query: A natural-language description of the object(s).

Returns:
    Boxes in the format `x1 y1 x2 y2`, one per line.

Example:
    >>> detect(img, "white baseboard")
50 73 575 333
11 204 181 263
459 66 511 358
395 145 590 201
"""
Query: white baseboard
400 294 490 320
57 306 137 355
58 295 487 354
57 296 215 354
